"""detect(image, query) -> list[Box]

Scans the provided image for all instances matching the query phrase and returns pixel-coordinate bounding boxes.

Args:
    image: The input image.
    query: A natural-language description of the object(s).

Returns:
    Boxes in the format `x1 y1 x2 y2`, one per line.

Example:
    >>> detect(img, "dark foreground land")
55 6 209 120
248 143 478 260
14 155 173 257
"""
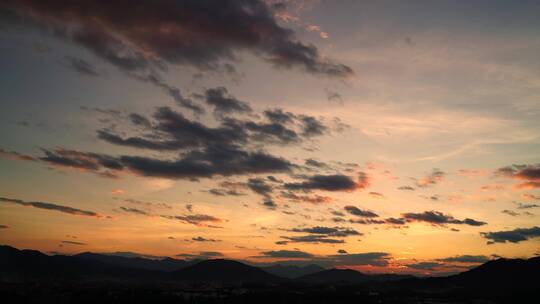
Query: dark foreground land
1 245 539 304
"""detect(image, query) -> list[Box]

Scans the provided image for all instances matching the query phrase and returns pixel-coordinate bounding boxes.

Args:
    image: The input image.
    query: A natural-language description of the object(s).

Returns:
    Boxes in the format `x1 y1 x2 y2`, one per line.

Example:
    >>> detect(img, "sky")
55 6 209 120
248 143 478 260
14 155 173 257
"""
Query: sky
0 0 539 276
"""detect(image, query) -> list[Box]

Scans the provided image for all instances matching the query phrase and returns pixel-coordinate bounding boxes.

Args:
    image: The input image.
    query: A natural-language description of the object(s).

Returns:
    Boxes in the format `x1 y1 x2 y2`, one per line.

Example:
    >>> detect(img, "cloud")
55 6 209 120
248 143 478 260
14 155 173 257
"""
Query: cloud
516 202 540 209
304 158 331 170
118 204 224 228
280 192 332 204
502 209 520 217
64 56 99 76
401 211 487 226
398 186 415 191
191 236 221 242
481 226 540 244
264 108 296 124
0 148 36 162
284 174 361 192
0 224 8 229
247 178 273 196
176 251 224 259
121 198 171 209
119 206 150 216
1 0 353 78
0 196 103 218
199 87 252 115
161 213 223 227
38 144 293 180
258 250 314 258
278 225 361 245
98 102 330 150
437 255 489 263
276 235 345 245
262 198 278 210
496 164 540 189
344 206 379 218
416 169 445 187
206 188 245 197
288 226 361 237
369 192 385 199
39 148 122 178
61 240 87 246
142 75 204 115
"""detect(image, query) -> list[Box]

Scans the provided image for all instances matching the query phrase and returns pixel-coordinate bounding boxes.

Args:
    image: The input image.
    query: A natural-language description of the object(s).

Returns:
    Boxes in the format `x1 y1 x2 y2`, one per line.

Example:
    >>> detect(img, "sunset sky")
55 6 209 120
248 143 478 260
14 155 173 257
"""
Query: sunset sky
1 0 539 275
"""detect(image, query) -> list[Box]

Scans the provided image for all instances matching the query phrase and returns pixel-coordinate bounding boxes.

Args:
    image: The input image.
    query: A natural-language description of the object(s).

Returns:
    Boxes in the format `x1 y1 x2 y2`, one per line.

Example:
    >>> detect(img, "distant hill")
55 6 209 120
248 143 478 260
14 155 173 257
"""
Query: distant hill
2 244 539 292
297 268 412 284
449 256 540 290
75 252 191 271
171 259 282 283
262 264 325 279
381 256 540 298
0 245 162 281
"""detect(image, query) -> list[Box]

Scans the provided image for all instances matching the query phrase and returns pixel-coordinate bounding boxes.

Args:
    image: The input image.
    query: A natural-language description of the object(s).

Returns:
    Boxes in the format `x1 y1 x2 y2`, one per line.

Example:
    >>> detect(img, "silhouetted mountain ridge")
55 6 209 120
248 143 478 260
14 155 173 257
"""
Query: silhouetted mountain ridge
75 252 192 271
262 264 325 279
298 268 413 284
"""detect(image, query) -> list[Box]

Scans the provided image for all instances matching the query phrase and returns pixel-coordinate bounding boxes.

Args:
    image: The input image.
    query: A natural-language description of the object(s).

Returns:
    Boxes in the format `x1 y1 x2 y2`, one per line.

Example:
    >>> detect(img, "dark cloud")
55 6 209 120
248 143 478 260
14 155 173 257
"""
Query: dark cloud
128 113 152 129
39 148 122 178
0 196 103 218
299 115 327 137
262 198 278 210
330 210 345 217
258 250 314 258
383 217 407 225
304 158 332 170
277 235 345 245
398 186 415 191
285 174 359 192
191 236 221 242
121 198 171 209
481 226 540 244
502 209 520 217
288 226 361 237
496 164 540 189
142 75 204 115
337 249 347 254
1 0 353 78
206 188 245 197
119 206 150 216
0 224 9 229
200 87 252 115
161 213 223 227
280 192 332 204
247 178 273 196
264 108 296 124
344 206 379 218
402 211 487 226
176 251 224 259
516 202 540 209
61 240 87 246
98 103 329 150
437 255 489 263
119 145 293 179
64 56 99 76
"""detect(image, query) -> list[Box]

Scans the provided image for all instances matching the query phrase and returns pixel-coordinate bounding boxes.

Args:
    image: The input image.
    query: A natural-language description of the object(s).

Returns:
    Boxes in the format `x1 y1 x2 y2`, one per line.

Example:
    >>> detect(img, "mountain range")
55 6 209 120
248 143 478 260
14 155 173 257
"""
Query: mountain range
1 244 539 290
